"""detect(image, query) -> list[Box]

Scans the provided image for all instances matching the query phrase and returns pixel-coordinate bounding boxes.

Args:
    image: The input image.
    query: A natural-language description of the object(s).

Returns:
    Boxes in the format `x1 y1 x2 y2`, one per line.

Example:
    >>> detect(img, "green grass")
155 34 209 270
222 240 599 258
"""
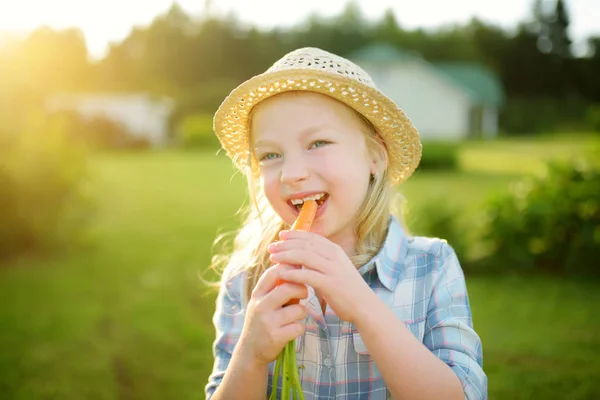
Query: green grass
1 135 599 399
468 275 600 399
459 133 598 175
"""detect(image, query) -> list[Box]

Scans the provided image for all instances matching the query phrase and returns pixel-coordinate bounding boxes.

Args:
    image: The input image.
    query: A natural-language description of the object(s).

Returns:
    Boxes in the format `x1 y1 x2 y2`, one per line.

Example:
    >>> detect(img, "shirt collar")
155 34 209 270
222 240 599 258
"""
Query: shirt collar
357 214 409 291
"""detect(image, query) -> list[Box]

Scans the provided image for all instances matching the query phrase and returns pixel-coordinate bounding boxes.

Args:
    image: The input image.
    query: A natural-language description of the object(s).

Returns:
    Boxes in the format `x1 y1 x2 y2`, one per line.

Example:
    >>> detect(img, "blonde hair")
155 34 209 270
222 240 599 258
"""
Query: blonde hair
208 92 405 305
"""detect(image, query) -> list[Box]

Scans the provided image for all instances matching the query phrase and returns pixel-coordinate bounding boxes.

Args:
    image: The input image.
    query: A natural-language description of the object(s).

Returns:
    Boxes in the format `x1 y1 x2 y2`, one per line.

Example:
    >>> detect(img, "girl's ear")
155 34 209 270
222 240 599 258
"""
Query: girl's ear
369 135 389 176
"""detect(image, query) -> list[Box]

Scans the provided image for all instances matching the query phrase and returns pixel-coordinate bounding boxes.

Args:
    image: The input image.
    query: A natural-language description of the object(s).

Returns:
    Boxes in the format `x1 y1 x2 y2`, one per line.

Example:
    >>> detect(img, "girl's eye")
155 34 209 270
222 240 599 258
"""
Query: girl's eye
259 152 280 162
311 140 330 149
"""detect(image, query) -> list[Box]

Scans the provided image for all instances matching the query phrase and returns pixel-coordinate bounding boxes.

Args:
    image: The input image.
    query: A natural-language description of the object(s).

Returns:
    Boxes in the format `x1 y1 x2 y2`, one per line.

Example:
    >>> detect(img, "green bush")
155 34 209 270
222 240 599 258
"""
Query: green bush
46 111 151 150
586 104 600 132
170 78 241 122
417 141 458 171
0 124 95 262
481 150 600 276
176 114 220 149
500 97 591 134
403 200 468 262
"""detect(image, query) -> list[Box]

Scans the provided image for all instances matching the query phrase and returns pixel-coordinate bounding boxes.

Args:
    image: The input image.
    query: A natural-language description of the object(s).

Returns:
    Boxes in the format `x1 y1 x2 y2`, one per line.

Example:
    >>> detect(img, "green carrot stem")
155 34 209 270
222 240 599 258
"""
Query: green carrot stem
288 340 305 400
271 339 305 400
286 342 295 400
282 343 289 400
270 352 283 400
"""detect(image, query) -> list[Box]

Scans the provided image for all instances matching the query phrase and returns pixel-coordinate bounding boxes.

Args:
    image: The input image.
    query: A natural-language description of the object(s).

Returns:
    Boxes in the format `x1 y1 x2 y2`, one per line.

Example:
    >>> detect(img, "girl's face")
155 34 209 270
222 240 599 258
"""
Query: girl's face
251 92 378 254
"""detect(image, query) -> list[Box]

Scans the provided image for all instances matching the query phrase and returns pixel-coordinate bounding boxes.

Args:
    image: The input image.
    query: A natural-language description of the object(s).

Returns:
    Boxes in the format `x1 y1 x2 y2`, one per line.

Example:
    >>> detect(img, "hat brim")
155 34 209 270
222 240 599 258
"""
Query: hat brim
213 68 422 185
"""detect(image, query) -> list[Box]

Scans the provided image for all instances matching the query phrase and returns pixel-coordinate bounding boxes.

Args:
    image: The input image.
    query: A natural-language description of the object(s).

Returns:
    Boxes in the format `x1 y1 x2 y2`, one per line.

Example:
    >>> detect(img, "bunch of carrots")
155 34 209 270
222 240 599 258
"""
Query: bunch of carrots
269 200 318 400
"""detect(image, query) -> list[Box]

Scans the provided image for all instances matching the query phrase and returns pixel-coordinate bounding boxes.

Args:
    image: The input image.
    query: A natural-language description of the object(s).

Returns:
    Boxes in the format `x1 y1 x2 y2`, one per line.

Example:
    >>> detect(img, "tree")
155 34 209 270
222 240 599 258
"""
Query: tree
535 0 572 59
7 27 92 93
374 8 401 46
529 0 575 97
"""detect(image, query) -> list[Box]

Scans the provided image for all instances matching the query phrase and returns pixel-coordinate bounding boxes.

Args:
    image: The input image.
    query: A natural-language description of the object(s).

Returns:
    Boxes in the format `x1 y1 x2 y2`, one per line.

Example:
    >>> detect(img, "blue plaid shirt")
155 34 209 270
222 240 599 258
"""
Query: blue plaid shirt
206 215 487 399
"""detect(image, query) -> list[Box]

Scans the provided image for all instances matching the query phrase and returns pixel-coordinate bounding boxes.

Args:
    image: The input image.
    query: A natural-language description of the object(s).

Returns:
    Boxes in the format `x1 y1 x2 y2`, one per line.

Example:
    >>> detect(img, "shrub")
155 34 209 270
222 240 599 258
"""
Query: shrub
481 149 600 276
417 141 458 171
81 115 151 150
500 97 591 134
586 103 600 132
46 110 151 150
0 124 95 262
176 113 220 149
403 199 468 262
170 79 241 122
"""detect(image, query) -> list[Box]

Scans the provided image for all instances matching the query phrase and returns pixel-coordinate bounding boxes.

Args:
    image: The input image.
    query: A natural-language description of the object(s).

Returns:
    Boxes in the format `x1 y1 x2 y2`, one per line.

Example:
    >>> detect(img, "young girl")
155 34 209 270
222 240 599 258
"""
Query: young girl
205 47 487 399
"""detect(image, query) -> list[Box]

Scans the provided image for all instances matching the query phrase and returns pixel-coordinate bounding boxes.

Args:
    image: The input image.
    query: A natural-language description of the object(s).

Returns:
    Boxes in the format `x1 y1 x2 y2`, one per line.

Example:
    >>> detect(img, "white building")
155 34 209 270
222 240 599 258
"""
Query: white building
350 44 505 140
46 93 174 147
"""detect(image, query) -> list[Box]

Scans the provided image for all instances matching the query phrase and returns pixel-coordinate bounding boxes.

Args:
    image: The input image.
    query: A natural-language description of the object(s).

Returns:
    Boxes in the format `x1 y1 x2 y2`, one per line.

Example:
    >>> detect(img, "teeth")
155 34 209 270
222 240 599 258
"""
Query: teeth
290 193 325 205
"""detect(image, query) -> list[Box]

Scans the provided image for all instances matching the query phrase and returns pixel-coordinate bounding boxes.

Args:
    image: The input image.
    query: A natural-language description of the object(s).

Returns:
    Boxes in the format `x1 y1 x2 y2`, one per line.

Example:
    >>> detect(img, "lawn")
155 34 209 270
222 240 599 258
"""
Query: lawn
0 134 598 399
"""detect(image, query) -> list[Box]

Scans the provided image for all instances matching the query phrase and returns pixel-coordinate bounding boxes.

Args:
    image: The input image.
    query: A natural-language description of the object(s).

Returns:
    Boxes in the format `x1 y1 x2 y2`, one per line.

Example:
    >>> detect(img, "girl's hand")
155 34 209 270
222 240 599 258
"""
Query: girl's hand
267 230 373 324
237 263 309 368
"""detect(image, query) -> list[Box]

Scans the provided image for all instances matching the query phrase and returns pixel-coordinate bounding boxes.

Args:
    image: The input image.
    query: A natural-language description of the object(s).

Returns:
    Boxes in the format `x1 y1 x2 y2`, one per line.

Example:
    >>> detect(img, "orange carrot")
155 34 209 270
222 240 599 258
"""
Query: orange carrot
270 201 317 400
291 199 318 231
277 199 318 304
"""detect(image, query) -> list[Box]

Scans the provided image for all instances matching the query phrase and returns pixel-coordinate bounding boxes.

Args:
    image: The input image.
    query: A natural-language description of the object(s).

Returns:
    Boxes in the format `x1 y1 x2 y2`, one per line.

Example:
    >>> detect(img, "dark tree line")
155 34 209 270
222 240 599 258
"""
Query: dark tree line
1 0 599 134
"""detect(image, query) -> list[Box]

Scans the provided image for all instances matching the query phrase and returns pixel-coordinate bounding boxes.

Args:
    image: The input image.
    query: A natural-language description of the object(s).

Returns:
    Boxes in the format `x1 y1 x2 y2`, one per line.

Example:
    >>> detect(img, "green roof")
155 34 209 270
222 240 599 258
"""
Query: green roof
350 44 505 107
433 62 505 107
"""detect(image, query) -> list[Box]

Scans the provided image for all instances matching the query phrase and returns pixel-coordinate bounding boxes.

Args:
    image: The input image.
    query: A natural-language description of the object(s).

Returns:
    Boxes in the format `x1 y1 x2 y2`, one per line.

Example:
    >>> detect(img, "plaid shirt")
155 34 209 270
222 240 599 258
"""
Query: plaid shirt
205 215 487 399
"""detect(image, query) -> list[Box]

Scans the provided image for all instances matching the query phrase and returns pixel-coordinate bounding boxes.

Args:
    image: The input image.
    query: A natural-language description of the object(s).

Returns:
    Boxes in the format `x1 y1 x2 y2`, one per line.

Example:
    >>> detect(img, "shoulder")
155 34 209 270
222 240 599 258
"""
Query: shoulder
402 233 462 278
405 235 457 263
377 216 463 286
386 215 458 268
217 258 248 304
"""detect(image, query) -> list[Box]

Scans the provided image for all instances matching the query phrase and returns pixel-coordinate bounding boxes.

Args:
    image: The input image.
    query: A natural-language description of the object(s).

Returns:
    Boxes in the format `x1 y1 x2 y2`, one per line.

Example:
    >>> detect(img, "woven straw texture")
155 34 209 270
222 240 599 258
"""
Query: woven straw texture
213 47 422 185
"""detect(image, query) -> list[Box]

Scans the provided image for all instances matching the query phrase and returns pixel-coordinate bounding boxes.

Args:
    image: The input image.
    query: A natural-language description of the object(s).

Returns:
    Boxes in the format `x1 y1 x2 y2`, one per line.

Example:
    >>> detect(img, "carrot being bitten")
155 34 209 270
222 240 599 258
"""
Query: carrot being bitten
270 200 317 400
275 199 318 302
291 199 318 231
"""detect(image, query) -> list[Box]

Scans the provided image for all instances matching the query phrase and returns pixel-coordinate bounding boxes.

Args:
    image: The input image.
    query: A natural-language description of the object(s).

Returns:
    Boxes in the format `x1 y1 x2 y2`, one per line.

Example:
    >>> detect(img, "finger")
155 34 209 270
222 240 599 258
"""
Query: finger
280 230 341 255
279 268 325 291
268 235 334 262
269 249 328 272
252 263 297 298
275 304 308 326
263 281 309 308
278 321 305 343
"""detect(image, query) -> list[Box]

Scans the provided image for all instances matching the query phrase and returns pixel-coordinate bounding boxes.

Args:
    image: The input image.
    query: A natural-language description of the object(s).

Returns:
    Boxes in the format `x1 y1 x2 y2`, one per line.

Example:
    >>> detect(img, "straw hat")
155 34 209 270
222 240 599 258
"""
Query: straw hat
213 47 422 185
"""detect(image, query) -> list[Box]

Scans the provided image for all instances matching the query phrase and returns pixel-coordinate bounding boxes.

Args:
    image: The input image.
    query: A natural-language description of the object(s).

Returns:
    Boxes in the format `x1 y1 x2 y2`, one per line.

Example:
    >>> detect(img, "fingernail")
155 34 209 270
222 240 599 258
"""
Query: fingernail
279 230 289 238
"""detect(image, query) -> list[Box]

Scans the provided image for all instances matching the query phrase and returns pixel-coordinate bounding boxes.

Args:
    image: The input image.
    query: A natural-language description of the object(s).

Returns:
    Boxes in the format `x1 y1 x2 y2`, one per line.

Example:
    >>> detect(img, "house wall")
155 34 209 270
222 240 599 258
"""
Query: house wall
482 106 498 138
47 94 173 147
359 60 472 141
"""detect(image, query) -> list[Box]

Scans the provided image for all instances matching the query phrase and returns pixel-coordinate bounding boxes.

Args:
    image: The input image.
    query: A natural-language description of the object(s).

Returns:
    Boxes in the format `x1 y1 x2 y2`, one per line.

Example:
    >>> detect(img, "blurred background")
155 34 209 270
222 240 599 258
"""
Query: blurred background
1 0 599 399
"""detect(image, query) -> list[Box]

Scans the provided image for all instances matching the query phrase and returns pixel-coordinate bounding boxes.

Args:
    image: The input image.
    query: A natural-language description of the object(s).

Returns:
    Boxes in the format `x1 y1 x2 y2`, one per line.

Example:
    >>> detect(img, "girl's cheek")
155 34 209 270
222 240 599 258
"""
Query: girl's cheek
261 176 280 201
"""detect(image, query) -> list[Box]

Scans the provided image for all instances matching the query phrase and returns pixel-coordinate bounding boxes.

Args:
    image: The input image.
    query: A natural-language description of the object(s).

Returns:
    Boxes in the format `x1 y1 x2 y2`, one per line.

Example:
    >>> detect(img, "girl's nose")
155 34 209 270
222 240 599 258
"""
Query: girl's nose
280 156 310 184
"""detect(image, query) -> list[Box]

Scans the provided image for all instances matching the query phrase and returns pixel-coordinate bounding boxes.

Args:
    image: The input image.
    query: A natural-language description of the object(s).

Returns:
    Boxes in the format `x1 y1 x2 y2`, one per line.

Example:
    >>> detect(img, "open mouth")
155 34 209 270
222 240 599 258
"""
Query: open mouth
288 193 329 212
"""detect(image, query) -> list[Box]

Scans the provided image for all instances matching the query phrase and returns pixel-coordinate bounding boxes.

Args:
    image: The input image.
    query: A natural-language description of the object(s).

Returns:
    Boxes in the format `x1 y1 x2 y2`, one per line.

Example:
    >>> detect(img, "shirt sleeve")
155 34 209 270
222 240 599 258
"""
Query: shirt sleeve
205 271 246 399
423 243 488 400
